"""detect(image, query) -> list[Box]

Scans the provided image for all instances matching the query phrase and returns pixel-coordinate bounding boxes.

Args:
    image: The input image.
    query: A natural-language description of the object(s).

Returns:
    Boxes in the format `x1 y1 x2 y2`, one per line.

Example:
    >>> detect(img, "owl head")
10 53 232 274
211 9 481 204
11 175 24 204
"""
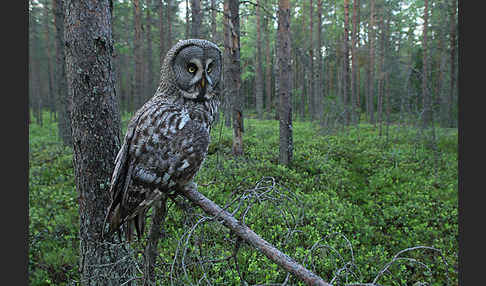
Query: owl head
157 39 222 103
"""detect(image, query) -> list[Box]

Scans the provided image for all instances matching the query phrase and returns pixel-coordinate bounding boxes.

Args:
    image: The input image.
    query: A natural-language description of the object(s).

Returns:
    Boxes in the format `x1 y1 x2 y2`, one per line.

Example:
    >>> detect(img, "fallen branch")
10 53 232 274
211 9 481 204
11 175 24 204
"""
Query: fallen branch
178 184 331 286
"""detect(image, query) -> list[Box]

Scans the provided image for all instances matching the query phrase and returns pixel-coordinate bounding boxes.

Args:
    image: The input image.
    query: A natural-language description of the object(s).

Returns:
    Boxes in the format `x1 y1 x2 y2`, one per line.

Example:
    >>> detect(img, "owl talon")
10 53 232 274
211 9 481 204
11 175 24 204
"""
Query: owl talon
183 181 198 192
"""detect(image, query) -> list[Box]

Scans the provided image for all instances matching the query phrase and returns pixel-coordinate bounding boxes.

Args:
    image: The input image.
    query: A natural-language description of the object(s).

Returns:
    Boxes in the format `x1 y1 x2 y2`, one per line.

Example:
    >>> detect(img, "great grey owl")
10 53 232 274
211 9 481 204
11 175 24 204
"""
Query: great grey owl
105 39 221 241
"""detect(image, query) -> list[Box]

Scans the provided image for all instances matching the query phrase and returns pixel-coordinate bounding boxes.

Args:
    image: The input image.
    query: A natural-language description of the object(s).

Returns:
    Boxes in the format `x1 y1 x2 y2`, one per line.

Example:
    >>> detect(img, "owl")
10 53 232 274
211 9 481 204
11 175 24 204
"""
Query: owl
104 39 222 241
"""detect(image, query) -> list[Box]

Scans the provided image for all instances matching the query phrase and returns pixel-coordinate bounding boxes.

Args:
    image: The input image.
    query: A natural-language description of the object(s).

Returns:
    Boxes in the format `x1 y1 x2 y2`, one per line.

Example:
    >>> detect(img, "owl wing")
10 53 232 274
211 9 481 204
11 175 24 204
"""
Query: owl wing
104 101 156 239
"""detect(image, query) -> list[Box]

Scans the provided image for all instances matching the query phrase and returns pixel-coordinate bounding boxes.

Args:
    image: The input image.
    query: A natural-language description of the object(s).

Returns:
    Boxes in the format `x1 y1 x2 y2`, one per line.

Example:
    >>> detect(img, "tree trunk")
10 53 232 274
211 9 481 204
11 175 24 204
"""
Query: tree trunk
133 0 143 109
159 0 165 66
422 0 431 127
185 0 190 39
448 0 457 127
143 195 168 286
377 8 385 134
343 0 351 125
278 0 292 166
224 0 243 155
167 0 172 47
308 0 315 121
255 0 264 119
64 0 135 284
53 0 72 145
317 0 323 121
44 3 55 118
211 0 218 42
191 0 201 38
368 0 375 124
351 0 359 124
264 3 273 117
146 1 154 99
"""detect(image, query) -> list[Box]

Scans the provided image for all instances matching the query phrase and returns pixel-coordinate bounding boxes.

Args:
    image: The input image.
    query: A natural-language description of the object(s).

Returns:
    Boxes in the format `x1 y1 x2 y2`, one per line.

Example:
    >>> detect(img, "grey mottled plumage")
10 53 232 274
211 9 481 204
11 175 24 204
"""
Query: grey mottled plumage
105 39 222 241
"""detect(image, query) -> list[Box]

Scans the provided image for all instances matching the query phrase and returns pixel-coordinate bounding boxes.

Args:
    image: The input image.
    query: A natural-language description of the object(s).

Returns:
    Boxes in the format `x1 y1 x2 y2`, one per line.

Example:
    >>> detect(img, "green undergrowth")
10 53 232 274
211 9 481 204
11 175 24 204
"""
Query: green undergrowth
29 111 458 285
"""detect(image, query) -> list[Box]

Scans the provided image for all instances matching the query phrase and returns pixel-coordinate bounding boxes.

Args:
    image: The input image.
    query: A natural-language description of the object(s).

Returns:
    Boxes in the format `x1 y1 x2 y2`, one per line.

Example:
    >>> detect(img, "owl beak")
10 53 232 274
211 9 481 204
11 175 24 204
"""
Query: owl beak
200 76 206 89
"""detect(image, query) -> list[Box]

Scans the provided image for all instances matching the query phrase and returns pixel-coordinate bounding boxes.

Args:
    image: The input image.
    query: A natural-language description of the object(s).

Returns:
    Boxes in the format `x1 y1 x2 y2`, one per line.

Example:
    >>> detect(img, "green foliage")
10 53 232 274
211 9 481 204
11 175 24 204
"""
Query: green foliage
29 111 458 285
29 113 79 285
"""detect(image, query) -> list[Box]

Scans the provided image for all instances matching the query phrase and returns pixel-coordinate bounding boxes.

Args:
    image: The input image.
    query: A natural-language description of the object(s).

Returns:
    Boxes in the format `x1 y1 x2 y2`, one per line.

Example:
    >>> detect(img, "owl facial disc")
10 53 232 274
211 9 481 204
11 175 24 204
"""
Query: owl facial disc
171 43 221 102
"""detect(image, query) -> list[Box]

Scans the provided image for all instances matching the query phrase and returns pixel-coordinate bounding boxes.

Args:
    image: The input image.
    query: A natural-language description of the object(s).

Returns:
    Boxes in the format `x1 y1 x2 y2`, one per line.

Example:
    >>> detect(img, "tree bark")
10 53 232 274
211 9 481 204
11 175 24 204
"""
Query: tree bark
211 0 218 42
133 0 143 109
146 1 154 99
422 0 432 127
448 0 457 127
191 0 201 38
167 0 172 47
377 7 385 133
143 195 168 286
308 0 315 121
351 0 360 124
64 0 135 284
343 0 351 125
159 0 165 66
255 0 264 119
179 185 330 286
44 2 56 118
278 0 292 166
368 0 375 124
264 3 273 117
317 0 323 121
224 0 243 155
53 0 72 145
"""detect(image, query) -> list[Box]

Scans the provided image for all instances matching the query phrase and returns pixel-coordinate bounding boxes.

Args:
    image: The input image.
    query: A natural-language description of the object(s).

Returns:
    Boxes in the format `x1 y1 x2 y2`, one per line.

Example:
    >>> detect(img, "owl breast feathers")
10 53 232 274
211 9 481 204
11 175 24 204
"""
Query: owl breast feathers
105 39 221 241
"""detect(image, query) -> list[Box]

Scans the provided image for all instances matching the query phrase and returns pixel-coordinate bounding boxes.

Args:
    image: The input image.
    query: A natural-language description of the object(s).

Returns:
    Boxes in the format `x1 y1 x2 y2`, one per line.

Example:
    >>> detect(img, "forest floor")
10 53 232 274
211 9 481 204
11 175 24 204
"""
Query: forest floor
29 111 458 285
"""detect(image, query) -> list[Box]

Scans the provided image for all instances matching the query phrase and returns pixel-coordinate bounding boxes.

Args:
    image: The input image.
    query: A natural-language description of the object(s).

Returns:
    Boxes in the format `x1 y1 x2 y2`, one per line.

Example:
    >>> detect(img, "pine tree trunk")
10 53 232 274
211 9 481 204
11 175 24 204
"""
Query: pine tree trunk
64 0 135 284
351 0 359 124
143 196 168 286
377 8 385 133
317 0 323 121
133 0 143 109
167 0 172 47
368 0 375 124
159 0 165 66
422 0 431 127
224 0 243 155
211 0 218 42
191 0 201 38
185 0 190 39
44 3 55 117
264 5 273 117
278 0 292 166
146 1 154 100
255 0 264 119
53 0 72 145
343 0 351 126
448 0 456 128
308 0 315 121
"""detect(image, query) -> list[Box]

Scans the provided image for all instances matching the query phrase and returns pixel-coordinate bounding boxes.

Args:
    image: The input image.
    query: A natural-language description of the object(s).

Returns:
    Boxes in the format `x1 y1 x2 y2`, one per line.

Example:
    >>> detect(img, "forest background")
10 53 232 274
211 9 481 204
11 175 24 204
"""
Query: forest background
28 0 458 285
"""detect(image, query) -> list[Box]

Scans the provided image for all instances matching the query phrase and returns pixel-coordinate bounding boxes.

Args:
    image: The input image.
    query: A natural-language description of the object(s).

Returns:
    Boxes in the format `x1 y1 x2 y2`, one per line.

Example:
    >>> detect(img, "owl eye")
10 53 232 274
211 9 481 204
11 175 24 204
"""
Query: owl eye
187 63 197 74
207 63 213 74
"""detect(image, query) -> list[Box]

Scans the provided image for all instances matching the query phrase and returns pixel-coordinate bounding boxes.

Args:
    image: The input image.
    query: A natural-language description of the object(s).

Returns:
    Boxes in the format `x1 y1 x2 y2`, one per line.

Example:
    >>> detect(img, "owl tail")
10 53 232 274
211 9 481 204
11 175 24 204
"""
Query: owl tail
102 203 123 241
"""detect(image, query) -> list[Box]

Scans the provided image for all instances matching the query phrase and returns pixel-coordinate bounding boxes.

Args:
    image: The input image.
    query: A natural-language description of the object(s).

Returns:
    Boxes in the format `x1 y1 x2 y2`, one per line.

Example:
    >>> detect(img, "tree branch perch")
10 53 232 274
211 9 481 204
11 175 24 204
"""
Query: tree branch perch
178 184 331 286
